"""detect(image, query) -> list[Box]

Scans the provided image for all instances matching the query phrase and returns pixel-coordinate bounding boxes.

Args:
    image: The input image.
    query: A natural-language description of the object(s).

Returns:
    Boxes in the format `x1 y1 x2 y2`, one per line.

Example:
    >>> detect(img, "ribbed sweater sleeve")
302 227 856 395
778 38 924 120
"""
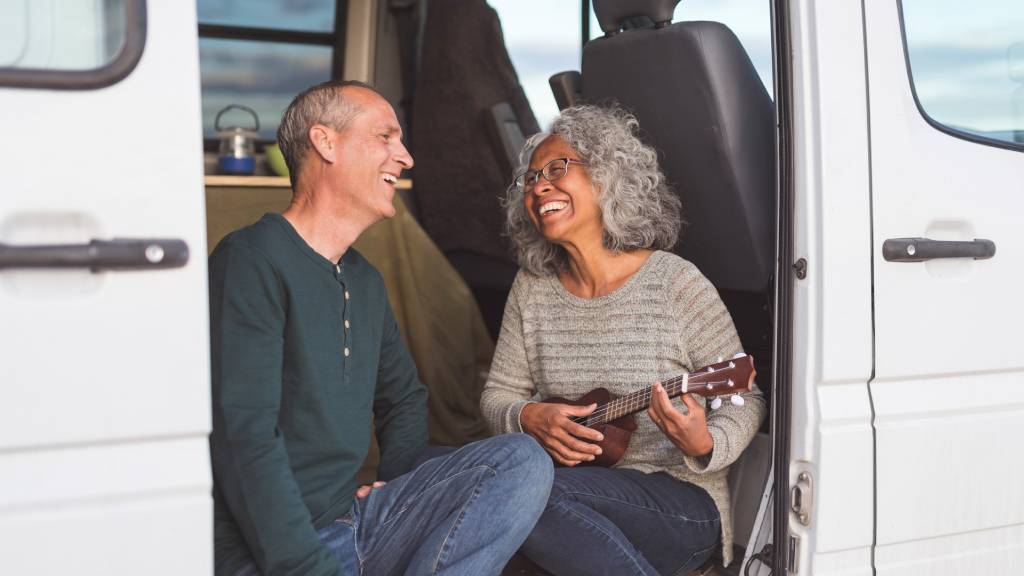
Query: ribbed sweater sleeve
671 269 766 475
480 274 534 434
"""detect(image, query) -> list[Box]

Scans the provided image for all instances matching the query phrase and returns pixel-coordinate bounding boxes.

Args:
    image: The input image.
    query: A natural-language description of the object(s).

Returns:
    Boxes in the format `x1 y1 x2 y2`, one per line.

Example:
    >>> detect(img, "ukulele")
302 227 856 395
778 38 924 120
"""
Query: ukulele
541 354 756 467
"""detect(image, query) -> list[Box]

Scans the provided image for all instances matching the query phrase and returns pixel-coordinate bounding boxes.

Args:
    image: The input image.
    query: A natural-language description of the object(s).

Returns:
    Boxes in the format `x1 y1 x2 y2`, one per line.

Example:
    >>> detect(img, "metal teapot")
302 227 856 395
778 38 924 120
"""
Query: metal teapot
215 104 260 175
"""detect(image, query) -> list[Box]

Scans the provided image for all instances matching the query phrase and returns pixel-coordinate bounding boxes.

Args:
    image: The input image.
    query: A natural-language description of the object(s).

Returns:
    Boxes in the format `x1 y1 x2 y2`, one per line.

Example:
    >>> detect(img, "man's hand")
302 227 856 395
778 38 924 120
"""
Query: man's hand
520 402 604 466
647 382 714 457
356 480 386 498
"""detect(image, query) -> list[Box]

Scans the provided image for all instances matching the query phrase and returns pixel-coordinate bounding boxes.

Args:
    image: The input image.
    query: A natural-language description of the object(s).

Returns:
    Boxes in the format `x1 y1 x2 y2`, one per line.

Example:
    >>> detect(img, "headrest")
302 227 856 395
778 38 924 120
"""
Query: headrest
593 0 682 34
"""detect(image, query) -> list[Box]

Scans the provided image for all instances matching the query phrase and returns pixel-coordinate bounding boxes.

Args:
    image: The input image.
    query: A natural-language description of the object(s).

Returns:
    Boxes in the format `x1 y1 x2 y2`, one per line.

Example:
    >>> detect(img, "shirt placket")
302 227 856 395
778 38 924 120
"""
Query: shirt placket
335 263 351 382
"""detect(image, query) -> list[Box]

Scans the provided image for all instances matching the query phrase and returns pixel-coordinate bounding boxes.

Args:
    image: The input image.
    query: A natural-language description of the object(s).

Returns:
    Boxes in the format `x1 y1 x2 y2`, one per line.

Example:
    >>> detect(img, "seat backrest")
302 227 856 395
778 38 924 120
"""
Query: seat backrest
581 0 775 293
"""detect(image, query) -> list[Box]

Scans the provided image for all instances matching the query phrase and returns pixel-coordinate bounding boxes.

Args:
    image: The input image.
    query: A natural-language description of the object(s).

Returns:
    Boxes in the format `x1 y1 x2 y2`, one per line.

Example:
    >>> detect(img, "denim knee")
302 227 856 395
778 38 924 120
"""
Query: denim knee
496 434 553 486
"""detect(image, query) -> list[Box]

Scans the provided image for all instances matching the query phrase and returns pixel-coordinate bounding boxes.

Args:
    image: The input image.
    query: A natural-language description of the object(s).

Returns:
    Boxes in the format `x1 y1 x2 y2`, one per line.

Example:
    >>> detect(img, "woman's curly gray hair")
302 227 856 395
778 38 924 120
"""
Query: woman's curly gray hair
504 104 683 276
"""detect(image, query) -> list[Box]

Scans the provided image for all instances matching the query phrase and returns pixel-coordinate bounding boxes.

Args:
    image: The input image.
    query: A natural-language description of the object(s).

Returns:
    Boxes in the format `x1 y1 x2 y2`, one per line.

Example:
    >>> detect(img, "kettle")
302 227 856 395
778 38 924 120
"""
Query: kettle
215 104 260 175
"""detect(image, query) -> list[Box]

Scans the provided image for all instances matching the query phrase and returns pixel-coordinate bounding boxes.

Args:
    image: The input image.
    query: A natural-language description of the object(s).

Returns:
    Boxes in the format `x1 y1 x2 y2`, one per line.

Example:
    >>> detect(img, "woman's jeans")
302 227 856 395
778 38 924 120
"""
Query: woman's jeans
234 434 553 576
520 467 720 576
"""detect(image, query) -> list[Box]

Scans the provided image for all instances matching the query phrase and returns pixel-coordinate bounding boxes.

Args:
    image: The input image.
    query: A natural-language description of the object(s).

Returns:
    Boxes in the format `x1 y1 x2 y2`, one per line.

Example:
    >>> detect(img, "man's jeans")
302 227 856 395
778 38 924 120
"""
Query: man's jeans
235 433 553 575
520 467 720 576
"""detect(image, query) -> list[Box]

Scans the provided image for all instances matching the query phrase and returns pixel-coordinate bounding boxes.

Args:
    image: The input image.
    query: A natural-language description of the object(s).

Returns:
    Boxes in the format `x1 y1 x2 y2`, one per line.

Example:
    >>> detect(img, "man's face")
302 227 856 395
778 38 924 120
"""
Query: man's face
329 87 413 222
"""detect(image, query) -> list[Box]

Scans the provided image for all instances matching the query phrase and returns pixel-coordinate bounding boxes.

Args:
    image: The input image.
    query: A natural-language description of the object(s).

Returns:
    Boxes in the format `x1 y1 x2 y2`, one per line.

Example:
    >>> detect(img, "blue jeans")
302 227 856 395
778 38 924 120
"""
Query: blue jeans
520 467 720 576
235 434 553 576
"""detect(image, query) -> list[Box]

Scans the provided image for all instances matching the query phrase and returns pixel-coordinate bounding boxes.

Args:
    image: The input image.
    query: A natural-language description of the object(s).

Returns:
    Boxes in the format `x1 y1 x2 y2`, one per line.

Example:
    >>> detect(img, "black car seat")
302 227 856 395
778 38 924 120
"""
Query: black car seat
557 0 776 394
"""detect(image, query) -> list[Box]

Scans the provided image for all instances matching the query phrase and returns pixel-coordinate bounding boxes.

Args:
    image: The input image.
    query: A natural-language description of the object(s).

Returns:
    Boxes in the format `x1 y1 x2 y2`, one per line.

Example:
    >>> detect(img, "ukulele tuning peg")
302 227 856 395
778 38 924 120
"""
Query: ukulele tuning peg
730 394 745 406
710 397 723 410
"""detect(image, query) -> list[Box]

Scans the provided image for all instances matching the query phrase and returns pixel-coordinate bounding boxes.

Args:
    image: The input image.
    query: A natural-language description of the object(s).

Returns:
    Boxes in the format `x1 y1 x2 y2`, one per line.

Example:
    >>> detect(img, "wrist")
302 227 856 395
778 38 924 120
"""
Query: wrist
518 402 539 433
685 429 714 457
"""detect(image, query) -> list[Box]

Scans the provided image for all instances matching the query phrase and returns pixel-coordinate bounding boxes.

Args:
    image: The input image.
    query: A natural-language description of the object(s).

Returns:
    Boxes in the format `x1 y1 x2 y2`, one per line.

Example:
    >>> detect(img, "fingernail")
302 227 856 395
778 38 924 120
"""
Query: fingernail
595 448 602 455
596 435 604 441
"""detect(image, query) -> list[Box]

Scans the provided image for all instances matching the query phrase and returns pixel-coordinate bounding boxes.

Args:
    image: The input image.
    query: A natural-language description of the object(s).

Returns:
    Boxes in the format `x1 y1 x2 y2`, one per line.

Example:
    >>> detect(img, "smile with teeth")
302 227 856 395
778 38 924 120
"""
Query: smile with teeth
539 201 568 216
382 173 398 184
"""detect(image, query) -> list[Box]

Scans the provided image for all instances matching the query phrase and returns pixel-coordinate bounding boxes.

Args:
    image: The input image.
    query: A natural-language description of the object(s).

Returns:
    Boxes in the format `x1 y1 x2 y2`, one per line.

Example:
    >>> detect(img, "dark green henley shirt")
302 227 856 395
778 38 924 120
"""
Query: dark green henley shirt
209 213 427 576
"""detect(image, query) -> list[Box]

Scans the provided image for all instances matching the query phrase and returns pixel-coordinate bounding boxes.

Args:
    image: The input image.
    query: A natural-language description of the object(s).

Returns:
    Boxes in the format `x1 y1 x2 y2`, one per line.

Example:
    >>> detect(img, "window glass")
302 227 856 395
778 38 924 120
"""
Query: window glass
198 0 335 32
0 0 127 71
901 0 1024 146
588 0 774 98
489 0 582 130
199 39 333 141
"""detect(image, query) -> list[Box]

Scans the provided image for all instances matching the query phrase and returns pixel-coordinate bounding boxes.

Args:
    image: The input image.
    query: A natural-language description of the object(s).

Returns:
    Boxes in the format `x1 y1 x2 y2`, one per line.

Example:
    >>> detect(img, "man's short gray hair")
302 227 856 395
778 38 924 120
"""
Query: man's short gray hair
504 105 683 276
277 80 379 186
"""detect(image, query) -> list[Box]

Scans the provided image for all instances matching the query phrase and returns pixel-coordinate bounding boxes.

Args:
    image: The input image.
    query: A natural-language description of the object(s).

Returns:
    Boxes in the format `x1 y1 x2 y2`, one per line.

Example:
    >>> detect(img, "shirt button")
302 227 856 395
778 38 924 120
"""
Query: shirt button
344 347 350 357
335 265 340 274
345 291 350 300
344 320 350 329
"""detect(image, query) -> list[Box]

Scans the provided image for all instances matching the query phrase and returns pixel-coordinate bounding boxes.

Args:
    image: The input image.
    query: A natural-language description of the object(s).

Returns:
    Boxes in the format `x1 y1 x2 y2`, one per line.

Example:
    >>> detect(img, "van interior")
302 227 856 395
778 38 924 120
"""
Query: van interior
201 0 784 574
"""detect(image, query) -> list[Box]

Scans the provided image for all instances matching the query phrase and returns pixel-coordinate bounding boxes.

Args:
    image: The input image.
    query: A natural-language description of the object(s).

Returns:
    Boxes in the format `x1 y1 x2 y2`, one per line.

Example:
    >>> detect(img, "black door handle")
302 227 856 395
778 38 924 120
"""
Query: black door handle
0 238 189 271
882 237 995 262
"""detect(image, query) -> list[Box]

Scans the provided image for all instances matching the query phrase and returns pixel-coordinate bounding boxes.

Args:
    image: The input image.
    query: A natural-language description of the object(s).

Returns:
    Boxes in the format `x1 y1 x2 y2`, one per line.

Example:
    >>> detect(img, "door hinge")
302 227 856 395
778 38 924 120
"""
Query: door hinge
792 258 807 279
790 471 813 526
788 534 800 574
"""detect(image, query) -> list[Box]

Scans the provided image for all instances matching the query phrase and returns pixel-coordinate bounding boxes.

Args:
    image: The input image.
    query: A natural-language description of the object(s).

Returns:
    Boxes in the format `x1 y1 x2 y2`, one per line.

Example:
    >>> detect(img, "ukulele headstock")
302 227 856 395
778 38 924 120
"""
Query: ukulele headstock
681 354 756 409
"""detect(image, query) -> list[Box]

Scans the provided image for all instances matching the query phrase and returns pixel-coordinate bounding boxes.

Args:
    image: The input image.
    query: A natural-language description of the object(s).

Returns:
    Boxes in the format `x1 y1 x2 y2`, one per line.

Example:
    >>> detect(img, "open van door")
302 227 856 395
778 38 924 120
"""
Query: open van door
782 1 876 575
0 2 211 573
864 0 1024 574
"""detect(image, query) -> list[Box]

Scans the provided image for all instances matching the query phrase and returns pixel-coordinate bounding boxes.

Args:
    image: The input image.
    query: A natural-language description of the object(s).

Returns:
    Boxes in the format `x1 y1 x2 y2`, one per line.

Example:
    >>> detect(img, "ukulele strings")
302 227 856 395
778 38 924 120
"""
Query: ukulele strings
583 375 734 424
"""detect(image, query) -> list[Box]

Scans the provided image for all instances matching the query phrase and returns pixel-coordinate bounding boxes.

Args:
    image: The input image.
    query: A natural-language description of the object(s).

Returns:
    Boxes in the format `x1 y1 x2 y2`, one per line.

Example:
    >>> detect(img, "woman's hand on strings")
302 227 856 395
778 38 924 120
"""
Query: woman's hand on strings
647 382 714 457
521 402 604 466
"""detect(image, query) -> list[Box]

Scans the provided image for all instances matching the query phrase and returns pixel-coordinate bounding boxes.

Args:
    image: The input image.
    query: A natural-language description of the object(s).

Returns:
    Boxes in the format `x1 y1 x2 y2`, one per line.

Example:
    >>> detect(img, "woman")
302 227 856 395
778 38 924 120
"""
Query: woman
480 105 765 576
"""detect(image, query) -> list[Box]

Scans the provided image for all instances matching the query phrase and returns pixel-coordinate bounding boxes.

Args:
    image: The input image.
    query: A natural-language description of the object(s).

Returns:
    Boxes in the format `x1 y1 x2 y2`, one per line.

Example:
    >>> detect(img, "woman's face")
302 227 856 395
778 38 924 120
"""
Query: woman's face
523 136 603 248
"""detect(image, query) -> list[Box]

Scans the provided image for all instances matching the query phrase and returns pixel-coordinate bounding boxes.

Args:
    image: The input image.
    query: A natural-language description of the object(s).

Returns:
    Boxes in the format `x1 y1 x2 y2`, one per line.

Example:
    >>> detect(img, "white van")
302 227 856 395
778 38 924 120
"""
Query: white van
1 1 1021 575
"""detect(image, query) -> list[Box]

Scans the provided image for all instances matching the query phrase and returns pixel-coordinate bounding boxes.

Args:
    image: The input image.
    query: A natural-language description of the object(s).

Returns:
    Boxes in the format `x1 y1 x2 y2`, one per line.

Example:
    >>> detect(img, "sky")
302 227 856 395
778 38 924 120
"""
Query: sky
901 0 1024 138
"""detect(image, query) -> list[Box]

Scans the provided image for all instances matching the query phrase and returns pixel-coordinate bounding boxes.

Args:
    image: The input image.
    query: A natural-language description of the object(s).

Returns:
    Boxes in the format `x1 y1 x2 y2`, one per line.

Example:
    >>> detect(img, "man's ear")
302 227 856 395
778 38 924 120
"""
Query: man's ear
308 124 336 163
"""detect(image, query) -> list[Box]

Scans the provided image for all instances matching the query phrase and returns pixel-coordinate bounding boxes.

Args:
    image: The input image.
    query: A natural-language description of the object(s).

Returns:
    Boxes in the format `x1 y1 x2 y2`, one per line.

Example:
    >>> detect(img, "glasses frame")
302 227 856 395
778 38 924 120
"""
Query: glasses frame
515 157 586 190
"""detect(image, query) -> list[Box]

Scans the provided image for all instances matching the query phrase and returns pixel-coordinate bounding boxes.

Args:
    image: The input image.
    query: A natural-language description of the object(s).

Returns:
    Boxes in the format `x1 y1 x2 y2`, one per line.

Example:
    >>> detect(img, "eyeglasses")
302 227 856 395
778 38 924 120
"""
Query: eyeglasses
514 157 585 190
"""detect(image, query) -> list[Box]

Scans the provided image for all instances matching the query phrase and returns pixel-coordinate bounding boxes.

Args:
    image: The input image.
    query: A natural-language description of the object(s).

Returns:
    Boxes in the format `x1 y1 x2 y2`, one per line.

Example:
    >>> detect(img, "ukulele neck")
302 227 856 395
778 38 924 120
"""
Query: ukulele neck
573 356 754 427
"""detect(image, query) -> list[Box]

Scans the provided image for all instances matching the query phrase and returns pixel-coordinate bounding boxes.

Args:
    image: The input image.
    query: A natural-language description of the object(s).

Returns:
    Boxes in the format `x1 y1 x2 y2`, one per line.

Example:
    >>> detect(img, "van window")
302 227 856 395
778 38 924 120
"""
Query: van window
901 0 1024 148
198 0 346 143
0 0 143 89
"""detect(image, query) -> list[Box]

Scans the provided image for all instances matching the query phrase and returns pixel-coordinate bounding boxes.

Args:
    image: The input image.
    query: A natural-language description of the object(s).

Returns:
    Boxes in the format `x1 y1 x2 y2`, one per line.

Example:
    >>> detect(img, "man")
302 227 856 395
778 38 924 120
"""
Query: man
209 80 553 576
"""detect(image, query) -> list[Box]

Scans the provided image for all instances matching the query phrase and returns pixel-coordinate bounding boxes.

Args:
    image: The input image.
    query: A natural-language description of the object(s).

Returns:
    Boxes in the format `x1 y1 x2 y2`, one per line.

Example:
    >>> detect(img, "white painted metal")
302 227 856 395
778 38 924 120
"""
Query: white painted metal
0 0 211 572
864 0 1024 574
788 0 875 574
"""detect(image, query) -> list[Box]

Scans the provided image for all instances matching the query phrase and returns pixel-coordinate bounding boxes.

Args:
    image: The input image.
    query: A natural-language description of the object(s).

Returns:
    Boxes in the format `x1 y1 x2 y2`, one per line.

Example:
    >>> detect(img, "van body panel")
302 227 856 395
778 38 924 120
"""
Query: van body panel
864 0 1024 574
0 0 211 570
789 0 875 574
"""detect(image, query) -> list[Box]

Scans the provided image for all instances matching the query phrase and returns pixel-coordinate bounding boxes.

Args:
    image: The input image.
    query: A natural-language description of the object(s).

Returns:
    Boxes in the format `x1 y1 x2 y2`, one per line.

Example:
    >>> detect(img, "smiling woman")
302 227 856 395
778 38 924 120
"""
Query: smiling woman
483 103 766 575
505 105 681 277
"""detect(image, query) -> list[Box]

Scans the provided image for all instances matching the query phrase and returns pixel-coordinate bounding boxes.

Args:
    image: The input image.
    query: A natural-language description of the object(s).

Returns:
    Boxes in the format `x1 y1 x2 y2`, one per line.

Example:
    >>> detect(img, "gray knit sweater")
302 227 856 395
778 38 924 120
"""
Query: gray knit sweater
480 251 765 566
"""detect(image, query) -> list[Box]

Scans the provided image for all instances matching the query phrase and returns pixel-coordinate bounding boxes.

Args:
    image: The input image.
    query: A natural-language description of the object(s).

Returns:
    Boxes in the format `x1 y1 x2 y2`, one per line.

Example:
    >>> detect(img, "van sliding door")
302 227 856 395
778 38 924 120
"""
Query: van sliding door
864 1 1024 574
0 2 211 573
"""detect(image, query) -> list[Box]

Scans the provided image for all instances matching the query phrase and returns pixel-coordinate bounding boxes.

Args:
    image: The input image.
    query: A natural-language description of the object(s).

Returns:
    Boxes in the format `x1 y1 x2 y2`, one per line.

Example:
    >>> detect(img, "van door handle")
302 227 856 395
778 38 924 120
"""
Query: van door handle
0 238 189 271
882 237 995 262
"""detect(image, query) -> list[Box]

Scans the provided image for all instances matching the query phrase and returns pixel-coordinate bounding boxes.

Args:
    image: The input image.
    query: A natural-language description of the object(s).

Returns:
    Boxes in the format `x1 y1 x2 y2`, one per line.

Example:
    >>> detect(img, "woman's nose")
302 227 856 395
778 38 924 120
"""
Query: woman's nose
532 177 553 196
